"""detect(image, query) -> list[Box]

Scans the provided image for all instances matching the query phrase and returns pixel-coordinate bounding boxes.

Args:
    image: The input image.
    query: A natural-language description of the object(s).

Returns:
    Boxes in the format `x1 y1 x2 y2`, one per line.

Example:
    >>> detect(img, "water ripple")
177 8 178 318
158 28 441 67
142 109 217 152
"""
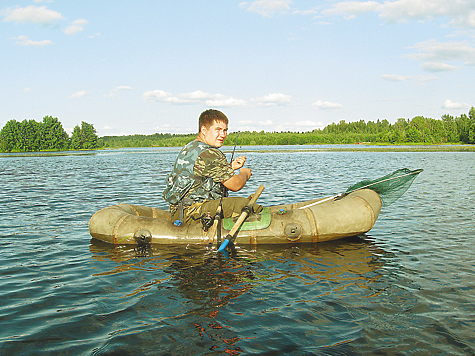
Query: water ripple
1 148 474 355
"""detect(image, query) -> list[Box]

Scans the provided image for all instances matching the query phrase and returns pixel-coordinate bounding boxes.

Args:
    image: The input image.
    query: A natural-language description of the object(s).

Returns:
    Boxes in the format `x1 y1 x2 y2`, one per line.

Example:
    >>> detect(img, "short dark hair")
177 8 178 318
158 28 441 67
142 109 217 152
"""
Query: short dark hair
198 109 228 132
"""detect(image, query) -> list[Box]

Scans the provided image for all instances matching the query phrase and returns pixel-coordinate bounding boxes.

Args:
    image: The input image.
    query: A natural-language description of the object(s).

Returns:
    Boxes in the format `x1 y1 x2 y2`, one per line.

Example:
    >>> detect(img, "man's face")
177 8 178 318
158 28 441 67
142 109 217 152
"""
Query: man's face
201 120 228 147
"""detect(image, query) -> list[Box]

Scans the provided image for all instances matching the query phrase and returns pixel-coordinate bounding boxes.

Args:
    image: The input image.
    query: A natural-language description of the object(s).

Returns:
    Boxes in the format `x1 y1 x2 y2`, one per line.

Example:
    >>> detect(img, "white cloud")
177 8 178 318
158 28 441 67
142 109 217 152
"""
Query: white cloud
421 62 460 71
323 1 380 18
177 90 215 101
144 90 208 104
116 85 133 91
381 73 440 82
312 100 343 109
144 90 174 102
322 0 475 28
23 87 31 92
292 9 319 15
443 99 470 109
381 74 412 81
64 19 88 35
70 90 89 98
206 97 247 107
416 75 439 81
2 5 63 24
234 119 275 132
105 86 134 98
240 0 292 17
251 93 292 105
15 35 52 46
143 89 247 107
154 123 195 134
259 120 274 125
275 120 325 131
408 39 475 68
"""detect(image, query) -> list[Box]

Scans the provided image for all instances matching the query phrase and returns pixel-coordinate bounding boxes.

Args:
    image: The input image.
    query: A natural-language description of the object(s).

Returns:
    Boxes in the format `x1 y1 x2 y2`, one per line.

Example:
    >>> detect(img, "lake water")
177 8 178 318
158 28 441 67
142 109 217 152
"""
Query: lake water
1 146 474 355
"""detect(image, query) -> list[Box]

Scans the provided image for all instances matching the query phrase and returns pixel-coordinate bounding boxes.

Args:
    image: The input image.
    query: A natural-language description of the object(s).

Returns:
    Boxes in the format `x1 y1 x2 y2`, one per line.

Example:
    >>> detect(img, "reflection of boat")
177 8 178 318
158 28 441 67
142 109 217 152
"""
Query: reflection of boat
89 236 386 286
89 189 381 246
88 231 387 354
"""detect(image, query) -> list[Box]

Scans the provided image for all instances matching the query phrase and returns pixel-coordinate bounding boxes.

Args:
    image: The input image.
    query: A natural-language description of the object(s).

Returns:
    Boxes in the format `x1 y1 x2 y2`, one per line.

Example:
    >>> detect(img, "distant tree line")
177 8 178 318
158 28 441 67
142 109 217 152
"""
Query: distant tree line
0 116 98 153
99 107 475 148
1 108 473 152
317 107 475 145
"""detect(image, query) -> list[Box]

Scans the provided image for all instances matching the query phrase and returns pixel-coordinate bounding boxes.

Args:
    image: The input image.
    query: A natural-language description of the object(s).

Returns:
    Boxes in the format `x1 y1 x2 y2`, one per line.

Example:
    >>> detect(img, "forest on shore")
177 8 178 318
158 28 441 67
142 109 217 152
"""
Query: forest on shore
100 107 475 148
1 107 474 153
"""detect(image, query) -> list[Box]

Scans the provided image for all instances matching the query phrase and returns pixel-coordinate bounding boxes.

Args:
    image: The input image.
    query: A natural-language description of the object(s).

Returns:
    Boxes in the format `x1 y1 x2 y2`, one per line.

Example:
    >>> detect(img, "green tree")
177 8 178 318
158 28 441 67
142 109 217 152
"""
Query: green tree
0 119 20 152
406 126 422 143
70 125 82 150
468 106 475 144
40 116 69 150
455 114 471 143
70 121 99 150
442 114 457 143
20 119 42 151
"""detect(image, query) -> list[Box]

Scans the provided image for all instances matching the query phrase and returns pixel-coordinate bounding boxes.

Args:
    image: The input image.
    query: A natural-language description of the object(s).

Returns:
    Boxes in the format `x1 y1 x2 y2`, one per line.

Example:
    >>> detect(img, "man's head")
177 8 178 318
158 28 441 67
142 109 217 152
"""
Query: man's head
197 109 229 148
198 109 228 131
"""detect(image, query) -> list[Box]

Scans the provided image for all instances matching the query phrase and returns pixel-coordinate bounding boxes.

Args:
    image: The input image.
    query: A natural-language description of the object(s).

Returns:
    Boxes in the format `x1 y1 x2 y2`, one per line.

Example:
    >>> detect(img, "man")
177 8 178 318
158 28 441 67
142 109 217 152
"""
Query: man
162 109 262 225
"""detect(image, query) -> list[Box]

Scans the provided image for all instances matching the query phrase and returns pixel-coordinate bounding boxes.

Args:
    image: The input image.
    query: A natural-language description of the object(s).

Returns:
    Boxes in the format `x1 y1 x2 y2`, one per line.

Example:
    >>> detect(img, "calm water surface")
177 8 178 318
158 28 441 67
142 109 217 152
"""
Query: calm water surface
1 146 474 355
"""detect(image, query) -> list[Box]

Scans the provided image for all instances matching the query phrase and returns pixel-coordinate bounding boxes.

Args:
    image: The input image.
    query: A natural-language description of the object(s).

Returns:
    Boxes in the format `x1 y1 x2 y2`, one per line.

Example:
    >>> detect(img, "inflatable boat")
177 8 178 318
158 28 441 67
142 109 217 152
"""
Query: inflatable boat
88 188 382 246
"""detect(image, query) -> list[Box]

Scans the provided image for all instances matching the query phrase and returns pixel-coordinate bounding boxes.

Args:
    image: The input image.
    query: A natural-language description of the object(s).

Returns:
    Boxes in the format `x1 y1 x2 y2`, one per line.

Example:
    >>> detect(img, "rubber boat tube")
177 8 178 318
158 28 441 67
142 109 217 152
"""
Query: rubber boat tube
88 189 382 245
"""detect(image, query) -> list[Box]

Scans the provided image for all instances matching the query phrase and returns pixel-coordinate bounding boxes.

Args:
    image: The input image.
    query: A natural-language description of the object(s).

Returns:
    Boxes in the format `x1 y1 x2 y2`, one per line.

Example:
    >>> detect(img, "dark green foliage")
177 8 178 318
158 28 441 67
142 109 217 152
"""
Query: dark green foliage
99 133 196 148
70 121 98 150
40 116 70 151
0 116 98 152
0 119 20 152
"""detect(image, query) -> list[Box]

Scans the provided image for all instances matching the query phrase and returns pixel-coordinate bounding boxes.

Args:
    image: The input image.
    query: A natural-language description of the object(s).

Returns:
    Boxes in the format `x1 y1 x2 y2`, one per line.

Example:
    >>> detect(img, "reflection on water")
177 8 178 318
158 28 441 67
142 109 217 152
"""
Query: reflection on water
1 148 474 355
86 236 389 355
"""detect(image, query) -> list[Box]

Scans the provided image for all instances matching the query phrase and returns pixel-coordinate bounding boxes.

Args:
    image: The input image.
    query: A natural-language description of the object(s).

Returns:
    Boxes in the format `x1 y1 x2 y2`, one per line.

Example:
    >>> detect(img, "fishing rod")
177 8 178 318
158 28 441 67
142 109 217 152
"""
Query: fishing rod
211 132 241 246
230 131 240 163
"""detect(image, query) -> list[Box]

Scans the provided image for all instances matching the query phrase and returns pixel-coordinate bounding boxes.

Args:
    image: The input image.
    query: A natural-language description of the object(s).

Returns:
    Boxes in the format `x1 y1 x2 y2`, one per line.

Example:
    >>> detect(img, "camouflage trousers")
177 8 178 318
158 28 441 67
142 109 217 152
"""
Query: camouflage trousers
171 197 263 224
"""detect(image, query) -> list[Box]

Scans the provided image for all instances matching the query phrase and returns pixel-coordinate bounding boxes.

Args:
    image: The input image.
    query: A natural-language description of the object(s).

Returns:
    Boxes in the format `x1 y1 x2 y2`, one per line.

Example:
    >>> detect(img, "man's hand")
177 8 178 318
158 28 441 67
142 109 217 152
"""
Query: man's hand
223 167 252 192
231 156 246 170
239 167 252 181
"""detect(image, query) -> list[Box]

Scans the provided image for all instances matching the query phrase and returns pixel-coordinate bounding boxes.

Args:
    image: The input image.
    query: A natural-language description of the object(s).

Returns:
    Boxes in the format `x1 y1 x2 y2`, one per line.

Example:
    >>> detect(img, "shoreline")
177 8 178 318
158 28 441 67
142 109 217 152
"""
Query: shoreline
1 143 475 157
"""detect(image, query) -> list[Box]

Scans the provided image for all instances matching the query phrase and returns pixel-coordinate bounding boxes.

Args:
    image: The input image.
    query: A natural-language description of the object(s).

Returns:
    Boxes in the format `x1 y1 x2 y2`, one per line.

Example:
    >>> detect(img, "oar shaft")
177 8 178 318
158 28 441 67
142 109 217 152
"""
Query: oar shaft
218 185 264 252
208 206 222 244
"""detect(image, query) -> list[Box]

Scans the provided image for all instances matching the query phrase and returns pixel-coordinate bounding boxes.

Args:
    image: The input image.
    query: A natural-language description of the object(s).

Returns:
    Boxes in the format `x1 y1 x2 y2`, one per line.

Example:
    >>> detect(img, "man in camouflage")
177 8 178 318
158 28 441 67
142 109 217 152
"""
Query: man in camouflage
163 109 262 224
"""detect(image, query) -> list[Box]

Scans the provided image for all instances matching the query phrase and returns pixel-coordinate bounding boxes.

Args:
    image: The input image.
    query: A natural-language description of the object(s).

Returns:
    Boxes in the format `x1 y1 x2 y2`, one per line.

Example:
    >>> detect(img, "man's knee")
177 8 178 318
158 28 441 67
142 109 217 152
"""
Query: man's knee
201 197 262 218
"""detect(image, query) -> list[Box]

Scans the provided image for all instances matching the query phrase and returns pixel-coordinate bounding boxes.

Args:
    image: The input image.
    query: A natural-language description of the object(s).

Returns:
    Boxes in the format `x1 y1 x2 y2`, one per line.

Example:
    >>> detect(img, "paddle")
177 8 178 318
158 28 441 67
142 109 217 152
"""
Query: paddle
208 205 222 245
217 185 265 252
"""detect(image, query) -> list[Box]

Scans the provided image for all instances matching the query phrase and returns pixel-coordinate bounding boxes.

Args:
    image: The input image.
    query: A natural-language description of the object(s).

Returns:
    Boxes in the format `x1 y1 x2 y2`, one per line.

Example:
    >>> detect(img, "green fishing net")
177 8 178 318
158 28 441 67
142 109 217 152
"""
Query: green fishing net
345 168 423 207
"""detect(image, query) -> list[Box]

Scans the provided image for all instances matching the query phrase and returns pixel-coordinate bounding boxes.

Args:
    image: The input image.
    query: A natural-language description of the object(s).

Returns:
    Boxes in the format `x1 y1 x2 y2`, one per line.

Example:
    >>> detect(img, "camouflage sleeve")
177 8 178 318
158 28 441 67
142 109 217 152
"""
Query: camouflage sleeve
194 148 235 183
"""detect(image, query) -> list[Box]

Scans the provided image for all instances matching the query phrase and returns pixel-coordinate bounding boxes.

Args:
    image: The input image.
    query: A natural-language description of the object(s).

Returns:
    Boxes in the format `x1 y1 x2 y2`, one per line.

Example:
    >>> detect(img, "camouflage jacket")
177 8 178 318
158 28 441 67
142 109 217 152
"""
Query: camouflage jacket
162 140 235 207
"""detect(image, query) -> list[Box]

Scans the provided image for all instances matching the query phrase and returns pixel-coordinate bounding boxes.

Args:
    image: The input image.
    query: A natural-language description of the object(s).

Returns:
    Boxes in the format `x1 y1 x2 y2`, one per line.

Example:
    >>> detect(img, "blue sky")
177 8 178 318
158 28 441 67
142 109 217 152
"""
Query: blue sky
1 0 474 136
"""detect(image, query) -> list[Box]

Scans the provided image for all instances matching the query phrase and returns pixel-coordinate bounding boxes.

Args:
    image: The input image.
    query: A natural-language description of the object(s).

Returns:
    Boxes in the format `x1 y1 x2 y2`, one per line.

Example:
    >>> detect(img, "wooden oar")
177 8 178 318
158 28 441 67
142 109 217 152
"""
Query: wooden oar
217 185 265 252
208 205 222 245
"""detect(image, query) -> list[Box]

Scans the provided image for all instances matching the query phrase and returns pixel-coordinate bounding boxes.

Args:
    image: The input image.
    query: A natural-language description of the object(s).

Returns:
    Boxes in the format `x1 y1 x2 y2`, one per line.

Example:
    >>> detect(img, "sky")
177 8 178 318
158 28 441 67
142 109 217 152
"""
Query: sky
1 0 474 136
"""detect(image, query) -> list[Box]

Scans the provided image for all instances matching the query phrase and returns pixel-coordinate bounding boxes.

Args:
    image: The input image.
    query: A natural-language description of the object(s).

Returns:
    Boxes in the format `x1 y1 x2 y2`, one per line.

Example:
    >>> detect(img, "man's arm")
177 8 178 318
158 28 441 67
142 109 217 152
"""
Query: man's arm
222 168 252 192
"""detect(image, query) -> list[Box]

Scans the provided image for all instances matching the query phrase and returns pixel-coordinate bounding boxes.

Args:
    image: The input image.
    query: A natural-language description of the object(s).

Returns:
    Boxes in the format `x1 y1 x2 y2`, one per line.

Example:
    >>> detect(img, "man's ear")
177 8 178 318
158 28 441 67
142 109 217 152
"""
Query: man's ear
199 125 207 134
